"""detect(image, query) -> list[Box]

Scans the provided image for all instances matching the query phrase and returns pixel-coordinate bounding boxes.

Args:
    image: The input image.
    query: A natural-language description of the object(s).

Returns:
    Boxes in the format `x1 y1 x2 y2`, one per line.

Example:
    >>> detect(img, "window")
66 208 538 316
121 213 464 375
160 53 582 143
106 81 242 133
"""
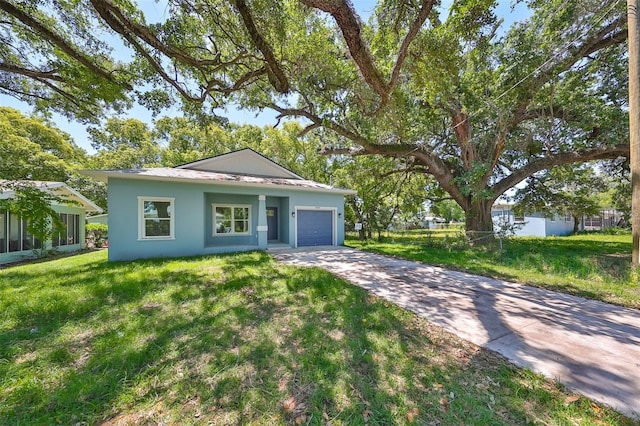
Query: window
52 213 80 246
8 211 20 252
565 213 572 222
21 219 41 250
1 212 43 252
0 211 6 253
514 214 525 224
138 197 174 240
213 204 251 235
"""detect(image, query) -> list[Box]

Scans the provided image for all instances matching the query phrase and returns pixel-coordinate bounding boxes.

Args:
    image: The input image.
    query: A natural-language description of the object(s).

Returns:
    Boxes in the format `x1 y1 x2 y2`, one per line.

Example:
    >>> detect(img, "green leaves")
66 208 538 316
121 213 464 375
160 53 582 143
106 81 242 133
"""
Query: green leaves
0 107 83 181
0 182 67 253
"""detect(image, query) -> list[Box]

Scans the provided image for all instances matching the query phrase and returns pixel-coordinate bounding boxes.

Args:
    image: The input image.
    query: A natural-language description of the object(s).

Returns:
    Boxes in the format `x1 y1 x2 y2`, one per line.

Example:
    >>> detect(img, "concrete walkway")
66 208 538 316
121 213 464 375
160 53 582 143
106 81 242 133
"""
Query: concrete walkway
274 247 640 419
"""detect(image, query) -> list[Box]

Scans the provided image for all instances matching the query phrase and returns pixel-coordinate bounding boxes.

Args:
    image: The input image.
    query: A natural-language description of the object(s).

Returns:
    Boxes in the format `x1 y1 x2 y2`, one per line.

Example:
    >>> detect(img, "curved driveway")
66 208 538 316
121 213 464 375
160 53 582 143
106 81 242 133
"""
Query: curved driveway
274 247 640 419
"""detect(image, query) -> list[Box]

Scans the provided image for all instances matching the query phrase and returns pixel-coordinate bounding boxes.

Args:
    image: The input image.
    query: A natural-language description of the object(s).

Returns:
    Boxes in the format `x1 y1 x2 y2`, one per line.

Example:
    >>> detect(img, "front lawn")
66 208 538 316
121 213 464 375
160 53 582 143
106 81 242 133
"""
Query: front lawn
0 251 634 424
347 231 640 309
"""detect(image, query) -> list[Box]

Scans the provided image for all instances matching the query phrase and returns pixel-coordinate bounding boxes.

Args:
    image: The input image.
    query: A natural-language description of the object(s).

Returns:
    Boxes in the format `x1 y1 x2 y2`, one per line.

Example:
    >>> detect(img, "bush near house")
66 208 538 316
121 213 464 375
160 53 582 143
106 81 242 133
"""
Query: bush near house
85 223 108 248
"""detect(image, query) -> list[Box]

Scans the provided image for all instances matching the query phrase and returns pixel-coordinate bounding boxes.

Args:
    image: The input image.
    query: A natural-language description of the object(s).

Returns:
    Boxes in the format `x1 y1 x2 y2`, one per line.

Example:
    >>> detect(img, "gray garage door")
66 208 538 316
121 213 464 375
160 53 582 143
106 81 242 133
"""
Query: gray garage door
297 210 333 247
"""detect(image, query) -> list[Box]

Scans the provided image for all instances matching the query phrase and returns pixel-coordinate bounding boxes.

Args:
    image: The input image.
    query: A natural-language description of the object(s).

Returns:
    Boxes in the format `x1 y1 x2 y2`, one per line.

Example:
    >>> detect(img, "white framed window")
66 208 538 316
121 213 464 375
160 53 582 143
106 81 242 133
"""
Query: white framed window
138 197 175 240
213 204 251 235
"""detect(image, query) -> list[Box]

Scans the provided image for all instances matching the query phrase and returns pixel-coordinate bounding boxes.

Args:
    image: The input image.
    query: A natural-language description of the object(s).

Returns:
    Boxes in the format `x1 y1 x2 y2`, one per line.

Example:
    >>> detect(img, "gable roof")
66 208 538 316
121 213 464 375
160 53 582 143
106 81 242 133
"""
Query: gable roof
81 168 356 195
176 148 303 179
82 149 355 195
0 180 103 213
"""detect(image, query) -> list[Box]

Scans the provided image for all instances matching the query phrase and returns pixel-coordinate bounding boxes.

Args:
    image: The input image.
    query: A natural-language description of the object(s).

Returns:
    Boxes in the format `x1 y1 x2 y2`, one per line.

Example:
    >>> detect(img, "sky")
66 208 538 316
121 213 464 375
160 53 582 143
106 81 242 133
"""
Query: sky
0 0 528 154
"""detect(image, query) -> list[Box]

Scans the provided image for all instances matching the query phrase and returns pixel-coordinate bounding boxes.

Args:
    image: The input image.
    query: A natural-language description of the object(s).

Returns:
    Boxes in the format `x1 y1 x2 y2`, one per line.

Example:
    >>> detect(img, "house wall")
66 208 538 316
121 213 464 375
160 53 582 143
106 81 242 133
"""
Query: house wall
0 204 87 265
545 215 574 236
86 214 108 225
492 209 575 237
107 178 347 261
515 215 548 237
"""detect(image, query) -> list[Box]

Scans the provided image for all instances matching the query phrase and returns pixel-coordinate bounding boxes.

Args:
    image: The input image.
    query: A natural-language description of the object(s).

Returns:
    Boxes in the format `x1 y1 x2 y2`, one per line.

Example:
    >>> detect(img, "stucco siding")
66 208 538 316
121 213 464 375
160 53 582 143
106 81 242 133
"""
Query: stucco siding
492 209 576 237
545 215 574 236
107 177 347 261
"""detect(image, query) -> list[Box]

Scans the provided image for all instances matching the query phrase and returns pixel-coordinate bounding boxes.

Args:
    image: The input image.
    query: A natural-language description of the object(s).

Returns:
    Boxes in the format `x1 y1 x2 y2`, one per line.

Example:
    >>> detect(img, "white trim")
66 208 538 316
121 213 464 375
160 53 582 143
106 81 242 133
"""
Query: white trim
212 203 252 236
293 206 337 248
257 225 268 232
137 196 175 241
0 180 103 212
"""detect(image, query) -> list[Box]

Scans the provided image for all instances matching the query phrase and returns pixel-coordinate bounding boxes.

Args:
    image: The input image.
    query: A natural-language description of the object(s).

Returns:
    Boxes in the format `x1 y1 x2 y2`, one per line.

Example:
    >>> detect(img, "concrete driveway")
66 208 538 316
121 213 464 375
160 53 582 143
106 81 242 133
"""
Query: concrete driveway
274 247 640 419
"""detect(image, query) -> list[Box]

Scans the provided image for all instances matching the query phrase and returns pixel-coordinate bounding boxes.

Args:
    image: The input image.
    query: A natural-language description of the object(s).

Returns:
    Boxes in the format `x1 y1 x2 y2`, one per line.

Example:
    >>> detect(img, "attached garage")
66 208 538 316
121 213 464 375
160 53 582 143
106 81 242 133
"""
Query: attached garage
296 209 334 247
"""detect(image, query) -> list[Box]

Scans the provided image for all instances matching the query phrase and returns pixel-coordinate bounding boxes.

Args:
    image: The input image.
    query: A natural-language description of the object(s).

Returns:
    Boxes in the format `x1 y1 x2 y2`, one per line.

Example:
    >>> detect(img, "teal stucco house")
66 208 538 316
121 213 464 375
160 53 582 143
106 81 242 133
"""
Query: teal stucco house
82 149 355 261
0 181 102 265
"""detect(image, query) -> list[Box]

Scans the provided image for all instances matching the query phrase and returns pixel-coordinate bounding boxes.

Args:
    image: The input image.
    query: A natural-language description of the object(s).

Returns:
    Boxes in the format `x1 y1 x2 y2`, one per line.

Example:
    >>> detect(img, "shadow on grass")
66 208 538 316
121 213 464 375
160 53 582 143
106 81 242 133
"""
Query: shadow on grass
1 251 634 424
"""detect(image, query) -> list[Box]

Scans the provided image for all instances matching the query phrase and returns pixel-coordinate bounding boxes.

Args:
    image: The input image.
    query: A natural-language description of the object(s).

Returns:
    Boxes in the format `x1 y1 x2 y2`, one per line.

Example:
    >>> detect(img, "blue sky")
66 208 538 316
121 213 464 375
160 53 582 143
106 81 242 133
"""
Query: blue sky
0 0 527 154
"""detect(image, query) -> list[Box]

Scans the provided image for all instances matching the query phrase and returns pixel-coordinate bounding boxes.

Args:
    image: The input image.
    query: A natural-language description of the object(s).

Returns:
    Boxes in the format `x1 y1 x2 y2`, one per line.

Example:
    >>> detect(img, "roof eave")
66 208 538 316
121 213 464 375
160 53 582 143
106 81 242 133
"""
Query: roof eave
80 170 356 196
0 180 103 213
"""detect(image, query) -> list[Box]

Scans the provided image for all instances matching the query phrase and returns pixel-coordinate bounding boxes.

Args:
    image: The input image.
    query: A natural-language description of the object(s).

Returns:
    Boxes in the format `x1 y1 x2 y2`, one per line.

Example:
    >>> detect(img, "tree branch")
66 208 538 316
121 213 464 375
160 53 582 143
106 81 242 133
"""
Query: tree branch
519 105 579 122
233 0 289 93
492 144 630 197
389 0 435 92
0 0 130 89
300 0 389 100
569 15 628 64
507 13 627 129
0 62 63 81
89 0 220 67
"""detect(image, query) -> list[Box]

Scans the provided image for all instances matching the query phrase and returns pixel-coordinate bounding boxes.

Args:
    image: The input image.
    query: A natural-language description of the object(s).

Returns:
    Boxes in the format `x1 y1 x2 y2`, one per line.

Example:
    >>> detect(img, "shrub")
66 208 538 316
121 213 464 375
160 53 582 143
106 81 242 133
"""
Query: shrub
86 223 108 248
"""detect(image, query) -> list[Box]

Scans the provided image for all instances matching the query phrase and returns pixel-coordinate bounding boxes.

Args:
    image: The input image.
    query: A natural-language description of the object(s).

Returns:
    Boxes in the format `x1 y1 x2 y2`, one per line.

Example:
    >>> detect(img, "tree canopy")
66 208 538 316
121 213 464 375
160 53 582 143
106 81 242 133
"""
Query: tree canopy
0 0 630 235
0 106 84 181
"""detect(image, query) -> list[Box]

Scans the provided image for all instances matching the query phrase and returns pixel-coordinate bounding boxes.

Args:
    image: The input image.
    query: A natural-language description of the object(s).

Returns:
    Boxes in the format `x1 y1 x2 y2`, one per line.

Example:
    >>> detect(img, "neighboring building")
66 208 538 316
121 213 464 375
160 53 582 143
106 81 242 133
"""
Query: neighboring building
0 181 103 265
82 149 356 261
86 213 108 225
423 216 447 229
492 203 576 237
582 209 624 231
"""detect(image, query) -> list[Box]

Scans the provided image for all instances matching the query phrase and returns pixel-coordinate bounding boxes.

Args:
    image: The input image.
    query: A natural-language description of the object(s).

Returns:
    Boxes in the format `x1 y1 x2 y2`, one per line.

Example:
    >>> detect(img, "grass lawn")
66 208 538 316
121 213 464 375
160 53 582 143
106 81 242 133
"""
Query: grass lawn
0 250 636 425
347 231 640 309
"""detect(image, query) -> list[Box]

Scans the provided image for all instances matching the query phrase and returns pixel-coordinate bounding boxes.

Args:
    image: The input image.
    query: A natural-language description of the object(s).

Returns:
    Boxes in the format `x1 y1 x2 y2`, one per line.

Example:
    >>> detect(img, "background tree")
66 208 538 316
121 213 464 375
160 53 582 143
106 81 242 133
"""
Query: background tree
602 158 631 225
87 117 159 169
155 116 232 166
0 107 84 181
430 199 465 224
333 155 429 240
0 0 629 239
512 164 603 232
0 107 109 211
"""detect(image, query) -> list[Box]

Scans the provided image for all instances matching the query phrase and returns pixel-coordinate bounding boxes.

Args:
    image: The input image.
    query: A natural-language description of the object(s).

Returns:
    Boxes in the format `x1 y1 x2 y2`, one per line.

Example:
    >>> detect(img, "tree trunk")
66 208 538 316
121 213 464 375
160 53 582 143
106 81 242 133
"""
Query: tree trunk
573 216 580 233
465 200 495 244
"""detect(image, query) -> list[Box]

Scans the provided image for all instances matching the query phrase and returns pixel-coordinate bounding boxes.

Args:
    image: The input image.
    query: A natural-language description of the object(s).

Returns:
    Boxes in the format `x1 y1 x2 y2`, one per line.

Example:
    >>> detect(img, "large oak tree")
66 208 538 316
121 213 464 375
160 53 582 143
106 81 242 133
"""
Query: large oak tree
0 0 630 235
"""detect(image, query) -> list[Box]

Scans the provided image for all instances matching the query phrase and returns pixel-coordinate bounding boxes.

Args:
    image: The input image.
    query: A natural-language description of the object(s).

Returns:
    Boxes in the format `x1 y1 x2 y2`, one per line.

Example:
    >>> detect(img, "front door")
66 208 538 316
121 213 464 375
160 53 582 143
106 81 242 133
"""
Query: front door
266 207 278 240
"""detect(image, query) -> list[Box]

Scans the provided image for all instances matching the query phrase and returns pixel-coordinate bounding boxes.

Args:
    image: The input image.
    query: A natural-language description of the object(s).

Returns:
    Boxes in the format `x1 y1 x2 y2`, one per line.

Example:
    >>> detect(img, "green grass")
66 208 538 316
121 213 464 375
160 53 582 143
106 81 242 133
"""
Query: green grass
0 251 636 425
347 231 640 309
